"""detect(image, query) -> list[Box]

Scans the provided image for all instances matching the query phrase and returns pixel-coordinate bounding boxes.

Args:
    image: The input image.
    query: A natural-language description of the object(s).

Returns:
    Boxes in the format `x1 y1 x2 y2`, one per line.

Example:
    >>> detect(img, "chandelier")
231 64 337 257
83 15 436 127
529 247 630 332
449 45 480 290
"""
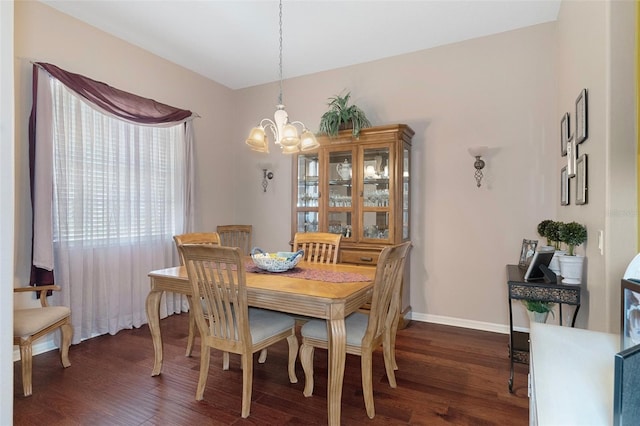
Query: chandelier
245 0 319 154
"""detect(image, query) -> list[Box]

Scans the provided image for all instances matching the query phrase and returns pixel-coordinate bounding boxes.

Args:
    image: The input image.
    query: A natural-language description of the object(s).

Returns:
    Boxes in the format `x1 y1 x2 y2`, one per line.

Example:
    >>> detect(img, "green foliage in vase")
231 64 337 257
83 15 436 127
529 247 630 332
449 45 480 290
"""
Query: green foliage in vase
522 300 555 317
537 219 554 246
559 221 587 256
318 91 371 138
544 221 563 250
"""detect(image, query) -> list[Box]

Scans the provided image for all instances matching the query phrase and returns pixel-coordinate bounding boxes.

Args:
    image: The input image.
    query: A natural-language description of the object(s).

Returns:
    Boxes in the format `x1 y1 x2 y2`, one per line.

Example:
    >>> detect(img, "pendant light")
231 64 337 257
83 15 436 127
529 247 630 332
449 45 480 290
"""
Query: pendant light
245 0 319 154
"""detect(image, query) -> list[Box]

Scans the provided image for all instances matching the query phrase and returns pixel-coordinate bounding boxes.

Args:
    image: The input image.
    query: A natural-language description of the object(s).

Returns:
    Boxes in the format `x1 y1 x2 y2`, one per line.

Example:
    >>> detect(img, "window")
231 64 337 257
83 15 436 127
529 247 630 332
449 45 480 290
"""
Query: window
51 79 185 246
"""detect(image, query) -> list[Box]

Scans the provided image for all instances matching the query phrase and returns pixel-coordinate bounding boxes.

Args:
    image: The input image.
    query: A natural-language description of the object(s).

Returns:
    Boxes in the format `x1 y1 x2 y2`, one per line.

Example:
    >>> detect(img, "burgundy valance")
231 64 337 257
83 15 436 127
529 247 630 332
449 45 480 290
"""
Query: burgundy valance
36 62 193 124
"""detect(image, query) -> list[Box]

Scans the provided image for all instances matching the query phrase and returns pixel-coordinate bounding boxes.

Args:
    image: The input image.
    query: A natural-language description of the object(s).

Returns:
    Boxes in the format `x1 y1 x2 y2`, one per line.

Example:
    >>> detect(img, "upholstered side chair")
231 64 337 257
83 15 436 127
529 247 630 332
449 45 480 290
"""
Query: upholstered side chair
14 285 73 396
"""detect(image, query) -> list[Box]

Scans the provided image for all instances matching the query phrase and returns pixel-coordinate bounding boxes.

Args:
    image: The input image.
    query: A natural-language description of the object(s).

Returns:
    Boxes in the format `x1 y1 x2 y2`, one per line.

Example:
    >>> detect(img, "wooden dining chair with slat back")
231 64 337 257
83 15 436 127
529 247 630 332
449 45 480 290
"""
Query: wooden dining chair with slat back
293 232 342 264
217 225 252 256
173 232 221 357
299 241 412 419
181 244 298 418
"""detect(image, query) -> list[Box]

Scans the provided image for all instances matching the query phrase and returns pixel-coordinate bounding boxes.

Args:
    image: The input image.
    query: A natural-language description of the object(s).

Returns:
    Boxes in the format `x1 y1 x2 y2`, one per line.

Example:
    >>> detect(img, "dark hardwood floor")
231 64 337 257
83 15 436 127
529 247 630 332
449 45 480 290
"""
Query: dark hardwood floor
14 313 529 425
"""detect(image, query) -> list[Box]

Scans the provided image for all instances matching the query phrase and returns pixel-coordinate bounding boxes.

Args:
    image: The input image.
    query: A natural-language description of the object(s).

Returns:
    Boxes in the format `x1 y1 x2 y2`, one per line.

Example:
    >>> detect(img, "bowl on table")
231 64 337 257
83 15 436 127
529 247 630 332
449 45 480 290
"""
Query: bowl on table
251 248 304 272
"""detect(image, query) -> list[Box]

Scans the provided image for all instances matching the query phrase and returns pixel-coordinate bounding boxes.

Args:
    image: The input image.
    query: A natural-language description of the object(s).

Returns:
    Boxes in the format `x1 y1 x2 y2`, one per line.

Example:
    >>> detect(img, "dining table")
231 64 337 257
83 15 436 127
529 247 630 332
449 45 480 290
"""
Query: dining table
146 259 377 425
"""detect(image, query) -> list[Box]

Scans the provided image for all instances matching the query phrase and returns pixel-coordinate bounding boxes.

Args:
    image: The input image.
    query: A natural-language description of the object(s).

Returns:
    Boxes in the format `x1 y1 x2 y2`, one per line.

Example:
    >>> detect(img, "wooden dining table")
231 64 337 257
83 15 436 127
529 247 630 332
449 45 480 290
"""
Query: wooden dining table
146 260 376 425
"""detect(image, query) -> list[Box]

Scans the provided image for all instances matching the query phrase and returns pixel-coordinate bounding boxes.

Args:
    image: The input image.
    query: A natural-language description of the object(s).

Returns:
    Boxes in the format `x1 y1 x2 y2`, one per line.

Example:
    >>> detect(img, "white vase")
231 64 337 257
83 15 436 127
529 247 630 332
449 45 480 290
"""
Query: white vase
528 311 549 324
549 250 566 275
558 255 585 284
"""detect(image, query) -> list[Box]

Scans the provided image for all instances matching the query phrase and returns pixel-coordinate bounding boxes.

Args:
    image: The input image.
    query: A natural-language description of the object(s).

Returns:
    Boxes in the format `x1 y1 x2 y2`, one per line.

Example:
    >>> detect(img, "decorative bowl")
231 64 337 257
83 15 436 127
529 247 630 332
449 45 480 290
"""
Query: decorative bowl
251 248 304 272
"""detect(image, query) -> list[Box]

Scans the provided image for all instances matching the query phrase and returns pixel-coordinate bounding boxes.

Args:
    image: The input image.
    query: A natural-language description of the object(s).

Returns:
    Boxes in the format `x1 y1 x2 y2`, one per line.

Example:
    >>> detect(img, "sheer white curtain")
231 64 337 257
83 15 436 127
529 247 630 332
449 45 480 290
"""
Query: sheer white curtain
42 73 192 344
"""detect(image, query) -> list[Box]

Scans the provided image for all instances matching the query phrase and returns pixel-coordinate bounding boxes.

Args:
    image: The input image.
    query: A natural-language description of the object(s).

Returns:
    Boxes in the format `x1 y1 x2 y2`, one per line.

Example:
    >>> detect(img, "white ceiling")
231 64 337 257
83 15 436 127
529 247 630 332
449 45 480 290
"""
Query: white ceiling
40 0 561 90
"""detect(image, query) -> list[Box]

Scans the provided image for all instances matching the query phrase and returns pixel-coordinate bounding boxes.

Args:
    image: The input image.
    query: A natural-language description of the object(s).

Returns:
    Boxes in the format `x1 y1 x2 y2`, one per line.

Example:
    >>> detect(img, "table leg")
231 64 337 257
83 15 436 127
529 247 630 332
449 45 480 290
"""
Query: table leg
145 287 164 376
327 317 346 426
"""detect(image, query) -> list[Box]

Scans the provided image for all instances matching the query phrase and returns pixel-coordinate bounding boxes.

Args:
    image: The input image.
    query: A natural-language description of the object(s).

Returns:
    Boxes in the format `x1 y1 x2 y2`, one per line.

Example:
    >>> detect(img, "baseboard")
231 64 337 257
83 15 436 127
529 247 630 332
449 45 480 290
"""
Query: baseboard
408 312 530 334
13 339 58 362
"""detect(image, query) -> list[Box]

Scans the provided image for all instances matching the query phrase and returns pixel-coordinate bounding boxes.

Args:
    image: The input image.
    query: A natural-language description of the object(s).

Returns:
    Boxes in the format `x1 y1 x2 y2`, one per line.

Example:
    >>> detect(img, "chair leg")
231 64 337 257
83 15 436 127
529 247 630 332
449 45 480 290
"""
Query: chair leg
240 353 253 418
286 333 298 383
382 335 397 388
222 352 230 370
60 321 73 368
258 348 268 364
361 350 375 419
195 346 211 401
19 342 33 397
186 296 196 357
300 342 314 397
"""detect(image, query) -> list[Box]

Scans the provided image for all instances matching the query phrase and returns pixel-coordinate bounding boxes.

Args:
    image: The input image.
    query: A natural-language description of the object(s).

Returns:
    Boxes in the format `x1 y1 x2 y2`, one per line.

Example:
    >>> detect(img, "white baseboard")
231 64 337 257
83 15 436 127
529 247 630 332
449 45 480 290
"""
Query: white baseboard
13 339 58 362
408 312 530 334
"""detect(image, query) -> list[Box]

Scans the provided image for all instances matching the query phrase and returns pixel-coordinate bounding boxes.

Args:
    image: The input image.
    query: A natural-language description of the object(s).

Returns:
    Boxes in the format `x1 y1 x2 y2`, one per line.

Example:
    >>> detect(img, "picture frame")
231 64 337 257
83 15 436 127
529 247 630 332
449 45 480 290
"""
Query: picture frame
576 88 588 144
566 136 576 178
518 239 538 267
621 279 640 350
576 154 588 205
561 165 570 206
560 112 570 156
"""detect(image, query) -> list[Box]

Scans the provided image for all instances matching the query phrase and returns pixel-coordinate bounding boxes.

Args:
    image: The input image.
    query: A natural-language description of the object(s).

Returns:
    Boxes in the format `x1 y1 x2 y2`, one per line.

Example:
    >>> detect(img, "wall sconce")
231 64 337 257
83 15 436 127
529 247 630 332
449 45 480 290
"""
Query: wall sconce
262 169 274 192
468 146 488 188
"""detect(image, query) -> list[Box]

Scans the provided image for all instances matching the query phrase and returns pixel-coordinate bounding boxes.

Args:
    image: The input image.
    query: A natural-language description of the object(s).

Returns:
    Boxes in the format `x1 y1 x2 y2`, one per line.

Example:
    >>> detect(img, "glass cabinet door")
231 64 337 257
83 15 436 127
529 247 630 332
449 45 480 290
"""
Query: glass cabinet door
402 145 410 240
296 153 319 232
361 145 391 242
327 150 353 238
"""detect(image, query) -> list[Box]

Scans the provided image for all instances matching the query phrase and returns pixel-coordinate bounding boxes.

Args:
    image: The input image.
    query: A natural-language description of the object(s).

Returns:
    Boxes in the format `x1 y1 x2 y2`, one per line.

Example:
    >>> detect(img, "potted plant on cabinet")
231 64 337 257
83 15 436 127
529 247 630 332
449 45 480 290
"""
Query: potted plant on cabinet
537 219 565 274
318 91 371 138
522 300 555 323
557 221 588 284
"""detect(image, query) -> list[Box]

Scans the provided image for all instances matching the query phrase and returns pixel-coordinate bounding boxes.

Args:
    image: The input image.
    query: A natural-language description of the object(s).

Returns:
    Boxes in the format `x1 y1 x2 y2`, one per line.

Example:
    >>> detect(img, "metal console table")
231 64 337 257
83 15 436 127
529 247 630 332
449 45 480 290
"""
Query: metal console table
506 264 581 393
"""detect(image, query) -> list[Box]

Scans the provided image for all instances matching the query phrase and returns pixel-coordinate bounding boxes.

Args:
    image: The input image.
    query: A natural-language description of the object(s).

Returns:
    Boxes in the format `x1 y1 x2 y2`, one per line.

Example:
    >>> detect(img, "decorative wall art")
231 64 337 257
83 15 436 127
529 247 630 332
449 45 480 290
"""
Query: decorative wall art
561 165 570 206
576 154 588 205
561 112 570 156
575 88 588 144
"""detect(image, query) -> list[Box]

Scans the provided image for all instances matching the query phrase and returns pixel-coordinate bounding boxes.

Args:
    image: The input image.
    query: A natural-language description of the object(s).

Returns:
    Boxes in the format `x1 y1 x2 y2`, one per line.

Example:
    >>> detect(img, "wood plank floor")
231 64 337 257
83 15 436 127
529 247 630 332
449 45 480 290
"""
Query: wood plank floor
14 313 529 425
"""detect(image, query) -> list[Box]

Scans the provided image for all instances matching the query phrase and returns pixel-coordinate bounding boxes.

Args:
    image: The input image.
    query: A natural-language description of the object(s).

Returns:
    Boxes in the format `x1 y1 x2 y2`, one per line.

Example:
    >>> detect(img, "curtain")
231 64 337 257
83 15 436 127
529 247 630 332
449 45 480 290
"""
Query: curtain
30 63 196 343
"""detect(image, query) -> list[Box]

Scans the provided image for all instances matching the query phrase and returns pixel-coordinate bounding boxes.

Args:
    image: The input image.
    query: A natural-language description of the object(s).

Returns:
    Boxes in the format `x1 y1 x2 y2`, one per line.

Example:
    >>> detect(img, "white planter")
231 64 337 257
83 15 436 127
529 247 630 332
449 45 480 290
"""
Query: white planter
549 250 566 275
558 255 585 284
528 311 550 324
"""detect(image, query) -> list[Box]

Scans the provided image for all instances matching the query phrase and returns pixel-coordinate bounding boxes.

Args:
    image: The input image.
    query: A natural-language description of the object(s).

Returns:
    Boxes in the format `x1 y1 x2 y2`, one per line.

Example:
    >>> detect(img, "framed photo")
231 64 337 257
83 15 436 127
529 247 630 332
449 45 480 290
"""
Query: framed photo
566 136 576 177
560 112 570 156
561 165 570 206
576 88 588 144
518 239 538 267
621 279 640 350
576 154 588 205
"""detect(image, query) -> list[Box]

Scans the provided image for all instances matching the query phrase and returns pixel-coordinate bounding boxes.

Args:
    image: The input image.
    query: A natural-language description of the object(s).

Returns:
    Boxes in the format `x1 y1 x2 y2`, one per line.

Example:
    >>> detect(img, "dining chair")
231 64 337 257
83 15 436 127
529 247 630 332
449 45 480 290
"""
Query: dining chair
293 232 342 264
173 232 221 357
299 241 412 419
181 244 298 418
217 225 252 256
14 285 73 396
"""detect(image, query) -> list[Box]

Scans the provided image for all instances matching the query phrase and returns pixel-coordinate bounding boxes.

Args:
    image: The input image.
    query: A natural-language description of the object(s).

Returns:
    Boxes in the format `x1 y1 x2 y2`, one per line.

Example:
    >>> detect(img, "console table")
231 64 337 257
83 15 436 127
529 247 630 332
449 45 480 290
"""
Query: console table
506 264 581 392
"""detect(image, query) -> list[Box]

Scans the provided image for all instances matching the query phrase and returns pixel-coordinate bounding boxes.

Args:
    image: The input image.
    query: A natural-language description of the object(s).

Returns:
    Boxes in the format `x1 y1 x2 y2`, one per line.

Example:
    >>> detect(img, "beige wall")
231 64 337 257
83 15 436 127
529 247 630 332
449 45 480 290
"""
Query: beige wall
234 23 559 331
11 0 636 337
556 0 637 332
13 0 238 291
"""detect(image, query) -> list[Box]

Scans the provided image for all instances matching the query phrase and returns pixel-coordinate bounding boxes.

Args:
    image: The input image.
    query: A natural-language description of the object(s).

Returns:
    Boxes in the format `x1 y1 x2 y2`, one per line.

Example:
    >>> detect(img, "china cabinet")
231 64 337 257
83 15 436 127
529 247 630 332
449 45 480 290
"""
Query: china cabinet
292 124 413 323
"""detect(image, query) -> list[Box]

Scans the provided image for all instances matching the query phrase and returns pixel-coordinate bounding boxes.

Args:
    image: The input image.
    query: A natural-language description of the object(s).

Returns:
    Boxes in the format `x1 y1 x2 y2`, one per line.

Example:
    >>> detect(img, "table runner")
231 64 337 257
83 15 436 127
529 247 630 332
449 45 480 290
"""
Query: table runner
245 260 371 283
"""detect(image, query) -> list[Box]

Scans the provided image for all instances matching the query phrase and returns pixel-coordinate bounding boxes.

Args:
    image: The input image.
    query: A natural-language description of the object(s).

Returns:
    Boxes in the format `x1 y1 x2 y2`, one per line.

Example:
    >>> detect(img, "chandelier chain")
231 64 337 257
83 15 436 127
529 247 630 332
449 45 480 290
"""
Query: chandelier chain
278 0 283 105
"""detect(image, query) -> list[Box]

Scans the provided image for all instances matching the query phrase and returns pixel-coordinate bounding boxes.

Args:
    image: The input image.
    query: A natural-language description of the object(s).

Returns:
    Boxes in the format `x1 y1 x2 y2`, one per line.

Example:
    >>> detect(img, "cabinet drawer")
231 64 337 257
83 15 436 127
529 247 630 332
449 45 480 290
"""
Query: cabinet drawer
340 249 380 265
